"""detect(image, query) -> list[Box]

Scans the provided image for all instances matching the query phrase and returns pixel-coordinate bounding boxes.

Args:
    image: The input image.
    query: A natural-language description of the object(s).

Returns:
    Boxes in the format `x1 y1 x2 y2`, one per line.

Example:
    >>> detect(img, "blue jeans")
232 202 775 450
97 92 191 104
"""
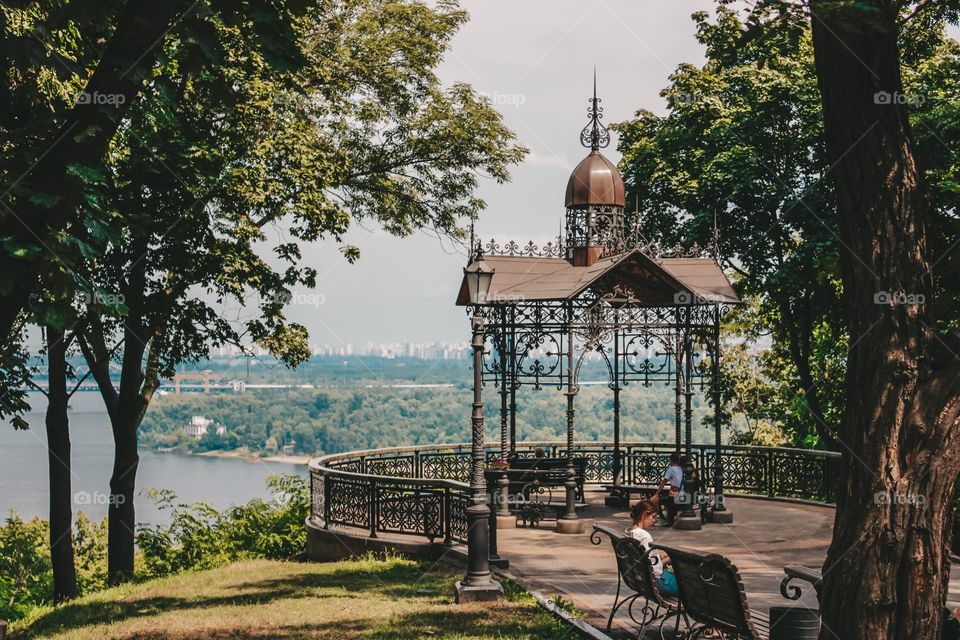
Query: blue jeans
657 567 678 596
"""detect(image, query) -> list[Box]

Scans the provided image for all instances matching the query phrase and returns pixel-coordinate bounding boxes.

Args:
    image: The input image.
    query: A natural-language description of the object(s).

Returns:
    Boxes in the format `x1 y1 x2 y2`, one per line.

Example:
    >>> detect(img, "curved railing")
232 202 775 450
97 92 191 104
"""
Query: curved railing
308 442 842 545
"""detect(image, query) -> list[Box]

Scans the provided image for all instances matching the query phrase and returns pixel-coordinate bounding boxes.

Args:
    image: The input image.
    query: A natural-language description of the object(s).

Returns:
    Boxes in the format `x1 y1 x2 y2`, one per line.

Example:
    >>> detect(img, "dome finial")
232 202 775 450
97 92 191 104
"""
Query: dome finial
579 68 610 151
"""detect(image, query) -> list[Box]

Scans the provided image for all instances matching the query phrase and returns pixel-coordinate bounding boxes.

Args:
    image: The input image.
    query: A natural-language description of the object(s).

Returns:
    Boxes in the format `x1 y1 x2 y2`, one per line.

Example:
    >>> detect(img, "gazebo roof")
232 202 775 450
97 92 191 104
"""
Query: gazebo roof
456 249 739 307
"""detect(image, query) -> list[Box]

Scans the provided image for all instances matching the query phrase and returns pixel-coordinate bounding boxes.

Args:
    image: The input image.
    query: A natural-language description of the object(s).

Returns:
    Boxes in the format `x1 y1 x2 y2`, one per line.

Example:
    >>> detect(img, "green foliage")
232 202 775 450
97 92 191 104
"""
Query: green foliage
0 514 51 622
139 371 713 457
136 474 309 579
616 7 960 446
0 475 307 623
71 513 108 595
78 0 526 380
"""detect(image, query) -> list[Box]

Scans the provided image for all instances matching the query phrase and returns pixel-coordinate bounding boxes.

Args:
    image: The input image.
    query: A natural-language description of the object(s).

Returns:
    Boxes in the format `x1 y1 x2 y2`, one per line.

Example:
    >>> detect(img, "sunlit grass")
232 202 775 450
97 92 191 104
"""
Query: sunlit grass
11 553 569 639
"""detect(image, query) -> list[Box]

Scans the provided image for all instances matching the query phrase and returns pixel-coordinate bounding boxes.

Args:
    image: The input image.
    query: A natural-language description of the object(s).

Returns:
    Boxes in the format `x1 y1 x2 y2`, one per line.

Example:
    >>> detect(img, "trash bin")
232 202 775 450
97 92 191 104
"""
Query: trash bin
769 606 820 640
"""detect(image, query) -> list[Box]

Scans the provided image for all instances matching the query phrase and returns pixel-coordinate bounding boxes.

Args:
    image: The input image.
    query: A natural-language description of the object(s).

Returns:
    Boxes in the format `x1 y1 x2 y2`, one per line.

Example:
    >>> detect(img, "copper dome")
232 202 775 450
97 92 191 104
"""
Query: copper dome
564 150 626 208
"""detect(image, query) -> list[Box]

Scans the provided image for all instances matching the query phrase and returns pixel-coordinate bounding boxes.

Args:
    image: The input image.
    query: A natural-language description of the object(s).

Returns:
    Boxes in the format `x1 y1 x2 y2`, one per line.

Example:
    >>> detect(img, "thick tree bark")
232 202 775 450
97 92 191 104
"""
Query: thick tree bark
809 2 960 638
107 411 140 583
44 326 78 602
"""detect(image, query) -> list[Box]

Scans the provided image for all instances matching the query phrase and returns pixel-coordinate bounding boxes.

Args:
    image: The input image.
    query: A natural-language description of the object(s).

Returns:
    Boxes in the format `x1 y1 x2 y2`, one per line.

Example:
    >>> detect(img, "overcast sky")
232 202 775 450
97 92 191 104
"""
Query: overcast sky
291 0 718 349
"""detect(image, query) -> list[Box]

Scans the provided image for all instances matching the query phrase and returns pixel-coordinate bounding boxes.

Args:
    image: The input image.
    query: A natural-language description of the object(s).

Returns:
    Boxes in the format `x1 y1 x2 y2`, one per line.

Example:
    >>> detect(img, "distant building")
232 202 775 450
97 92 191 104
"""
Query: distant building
184 415 226 439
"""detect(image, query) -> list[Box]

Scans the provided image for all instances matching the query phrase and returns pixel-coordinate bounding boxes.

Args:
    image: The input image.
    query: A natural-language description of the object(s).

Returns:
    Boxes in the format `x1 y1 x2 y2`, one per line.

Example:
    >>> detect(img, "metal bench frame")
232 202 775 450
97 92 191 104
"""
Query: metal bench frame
653 544 769 640
591 525 685 639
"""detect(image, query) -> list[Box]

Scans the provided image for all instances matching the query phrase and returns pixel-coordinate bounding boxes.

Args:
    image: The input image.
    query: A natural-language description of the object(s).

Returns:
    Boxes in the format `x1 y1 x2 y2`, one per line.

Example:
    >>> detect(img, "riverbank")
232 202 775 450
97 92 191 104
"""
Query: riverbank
193 447 311 465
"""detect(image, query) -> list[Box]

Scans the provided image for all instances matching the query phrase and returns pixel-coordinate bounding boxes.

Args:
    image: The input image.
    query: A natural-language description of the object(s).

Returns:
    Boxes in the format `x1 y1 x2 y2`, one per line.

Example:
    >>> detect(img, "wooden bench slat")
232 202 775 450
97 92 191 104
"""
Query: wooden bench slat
654 543 766 640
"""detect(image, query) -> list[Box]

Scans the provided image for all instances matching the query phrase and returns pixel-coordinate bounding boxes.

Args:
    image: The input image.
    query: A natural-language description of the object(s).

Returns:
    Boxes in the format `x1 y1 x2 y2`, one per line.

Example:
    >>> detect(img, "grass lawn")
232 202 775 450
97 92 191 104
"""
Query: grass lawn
10 554 572 639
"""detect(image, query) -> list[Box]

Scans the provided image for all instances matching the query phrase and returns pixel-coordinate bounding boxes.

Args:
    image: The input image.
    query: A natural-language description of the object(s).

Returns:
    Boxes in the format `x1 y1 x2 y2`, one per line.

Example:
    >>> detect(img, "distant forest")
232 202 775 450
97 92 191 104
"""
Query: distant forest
139 356 714 456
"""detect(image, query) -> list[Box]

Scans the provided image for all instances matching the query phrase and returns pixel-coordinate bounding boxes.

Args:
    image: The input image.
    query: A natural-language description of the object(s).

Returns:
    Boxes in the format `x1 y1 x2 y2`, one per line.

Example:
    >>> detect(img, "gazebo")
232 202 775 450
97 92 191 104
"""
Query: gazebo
453 86 739 599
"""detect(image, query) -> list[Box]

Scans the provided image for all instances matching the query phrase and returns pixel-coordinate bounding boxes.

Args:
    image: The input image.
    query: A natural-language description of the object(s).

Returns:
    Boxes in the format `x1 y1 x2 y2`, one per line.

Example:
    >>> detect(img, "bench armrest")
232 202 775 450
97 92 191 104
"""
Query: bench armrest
780 564 822 601
590 524 622 547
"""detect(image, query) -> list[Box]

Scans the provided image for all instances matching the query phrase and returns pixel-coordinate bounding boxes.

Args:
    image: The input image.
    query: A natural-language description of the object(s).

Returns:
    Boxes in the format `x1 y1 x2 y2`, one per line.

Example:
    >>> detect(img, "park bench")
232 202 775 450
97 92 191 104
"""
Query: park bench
603 482 660 509
653 543 770 639
591 524 683 638
779 564 823 602
511 479 588 526
506 457 587 501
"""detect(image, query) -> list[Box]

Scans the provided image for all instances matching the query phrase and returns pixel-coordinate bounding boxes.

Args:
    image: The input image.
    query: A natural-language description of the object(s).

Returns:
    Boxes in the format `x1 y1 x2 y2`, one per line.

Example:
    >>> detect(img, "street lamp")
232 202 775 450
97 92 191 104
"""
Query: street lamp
463 251 495 306
455 249 503 603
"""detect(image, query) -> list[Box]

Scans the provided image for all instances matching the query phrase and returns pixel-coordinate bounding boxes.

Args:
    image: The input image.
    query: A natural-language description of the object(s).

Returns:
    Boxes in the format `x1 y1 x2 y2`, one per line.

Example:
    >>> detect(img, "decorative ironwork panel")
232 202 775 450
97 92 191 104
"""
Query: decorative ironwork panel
310 470 325 520
421 453 471 482
327 475 370 529
718 448 770 495
479 237 565 258
448 491 470 544
377 481 444 541
771 451 832 501
329 458 363 473
625 447 673 485
570 446 615 483
366 455 415 478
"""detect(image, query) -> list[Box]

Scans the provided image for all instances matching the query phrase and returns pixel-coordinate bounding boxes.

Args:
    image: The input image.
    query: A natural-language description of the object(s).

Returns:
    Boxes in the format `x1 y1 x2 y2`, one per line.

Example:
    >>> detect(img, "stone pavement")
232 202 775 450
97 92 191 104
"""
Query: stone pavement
496 491 960 635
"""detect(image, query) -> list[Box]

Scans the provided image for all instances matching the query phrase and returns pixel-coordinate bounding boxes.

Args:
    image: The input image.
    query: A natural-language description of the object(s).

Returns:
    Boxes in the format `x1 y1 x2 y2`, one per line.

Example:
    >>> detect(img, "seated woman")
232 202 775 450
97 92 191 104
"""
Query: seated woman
626 499 678 596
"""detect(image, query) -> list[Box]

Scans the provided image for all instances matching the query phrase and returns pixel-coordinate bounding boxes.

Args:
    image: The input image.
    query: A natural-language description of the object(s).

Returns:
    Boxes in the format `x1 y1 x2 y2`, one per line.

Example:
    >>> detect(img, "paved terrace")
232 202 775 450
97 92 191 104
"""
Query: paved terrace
497 491 960 635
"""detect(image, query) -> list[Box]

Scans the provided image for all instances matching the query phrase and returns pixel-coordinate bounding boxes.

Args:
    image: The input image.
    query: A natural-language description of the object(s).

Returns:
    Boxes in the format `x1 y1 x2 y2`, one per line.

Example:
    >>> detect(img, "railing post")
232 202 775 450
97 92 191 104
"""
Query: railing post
767 450 775 498
821 455 832 502
369 478 378 539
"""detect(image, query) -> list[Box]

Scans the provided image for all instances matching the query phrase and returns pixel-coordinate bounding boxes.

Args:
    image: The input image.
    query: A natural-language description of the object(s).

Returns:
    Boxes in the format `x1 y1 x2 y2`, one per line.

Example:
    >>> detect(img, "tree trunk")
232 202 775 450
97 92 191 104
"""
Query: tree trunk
107 416 139 583
809 2 960 638
44 326 78 602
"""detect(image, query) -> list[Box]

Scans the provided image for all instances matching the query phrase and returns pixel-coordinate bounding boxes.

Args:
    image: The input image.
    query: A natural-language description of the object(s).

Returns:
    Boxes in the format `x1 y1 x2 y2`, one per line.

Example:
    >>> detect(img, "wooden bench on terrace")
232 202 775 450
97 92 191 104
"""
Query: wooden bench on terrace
591 524 683 637
654 543 770 639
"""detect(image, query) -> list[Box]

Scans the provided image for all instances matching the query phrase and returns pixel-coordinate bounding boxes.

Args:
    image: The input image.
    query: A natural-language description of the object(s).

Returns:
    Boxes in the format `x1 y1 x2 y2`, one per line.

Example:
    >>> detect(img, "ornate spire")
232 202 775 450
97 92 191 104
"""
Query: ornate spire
579 69 610 151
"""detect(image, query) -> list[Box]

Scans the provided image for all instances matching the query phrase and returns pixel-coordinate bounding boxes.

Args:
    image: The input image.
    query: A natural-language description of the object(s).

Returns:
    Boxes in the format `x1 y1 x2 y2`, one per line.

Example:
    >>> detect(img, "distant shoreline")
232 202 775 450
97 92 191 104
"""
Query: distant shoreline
155 448 311 466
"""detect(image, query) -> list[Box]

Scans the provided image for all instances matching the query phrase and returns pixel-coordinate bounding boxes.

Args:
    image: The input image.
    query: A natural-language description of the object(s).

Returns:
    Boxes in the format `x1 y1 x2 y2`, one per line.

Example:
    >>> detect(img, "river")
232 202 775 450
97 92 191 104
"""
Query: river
0 392 307 525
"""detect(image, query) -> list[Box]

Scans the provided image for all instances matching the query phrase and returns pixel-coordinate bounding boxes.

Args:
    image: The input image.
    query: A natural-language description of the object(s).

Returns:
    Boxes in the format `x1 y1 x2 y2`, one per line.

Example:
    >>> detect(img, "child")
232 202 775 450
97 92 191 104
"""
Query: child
626 499 678 596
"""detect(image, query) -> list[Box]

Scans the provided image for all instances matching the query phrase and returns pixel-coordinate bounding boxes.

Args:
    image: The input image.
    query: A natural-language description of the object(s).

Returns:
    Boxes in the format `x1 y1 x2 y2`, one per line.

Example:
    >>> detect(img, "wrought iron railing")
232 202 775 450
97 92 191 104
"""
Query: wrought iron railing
308 442 842 545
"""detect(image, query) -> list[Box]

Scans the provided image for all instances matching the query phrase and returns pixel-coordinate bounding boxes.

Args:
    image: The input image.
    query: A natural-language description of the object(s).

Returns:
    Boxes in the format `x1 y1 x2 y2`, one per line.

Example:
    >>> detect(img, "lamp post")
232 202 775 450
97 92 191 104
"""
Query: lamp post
455 250 504 603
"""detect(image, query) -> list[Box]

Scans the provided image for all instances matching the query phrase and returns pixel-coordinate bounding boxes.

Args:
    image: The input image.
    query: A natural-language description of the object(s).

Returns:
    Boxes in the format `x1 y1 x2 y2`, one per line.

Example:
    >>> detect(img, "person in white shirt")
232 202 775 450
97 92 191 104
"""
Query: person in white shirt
625 499 678 596
655 453 684 526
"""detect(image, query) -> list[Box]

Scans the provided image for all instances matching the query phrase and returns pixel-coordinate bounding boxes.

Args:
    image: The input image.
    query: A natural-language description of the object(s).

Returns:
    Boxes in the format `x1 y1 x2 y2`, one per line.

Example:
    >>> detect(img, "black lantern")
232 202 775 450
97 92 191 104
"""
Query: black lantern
463 252 495 305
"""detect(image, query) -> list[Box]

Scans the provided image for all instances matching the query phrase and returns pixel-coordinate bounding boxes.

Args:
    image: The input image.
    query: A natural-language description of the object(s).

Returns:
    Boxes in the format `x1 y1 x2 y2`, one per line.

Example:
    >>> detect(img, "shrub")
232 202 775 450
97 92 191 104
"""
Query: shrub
136 474 308 579
0 474 307 622
0 513 52 621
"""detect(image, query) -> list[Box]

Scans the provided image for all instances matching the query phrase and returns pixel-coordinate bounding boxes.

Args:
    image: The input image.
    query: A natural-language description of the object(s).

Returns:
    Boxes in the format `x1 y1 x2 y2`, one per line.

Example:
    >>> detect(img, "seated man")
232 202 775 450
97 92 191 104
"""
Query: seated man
654 453 684 526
